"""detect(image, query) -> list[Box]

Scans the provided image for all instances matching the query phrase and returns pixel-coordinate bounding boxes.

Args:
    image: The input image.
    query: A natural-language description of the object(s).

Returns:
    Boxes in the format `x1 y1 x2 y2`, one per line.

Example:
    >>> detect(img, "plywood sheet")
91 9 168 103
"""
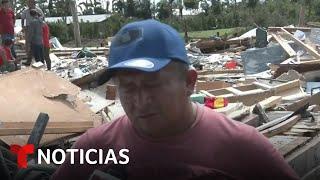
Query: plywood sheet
0 68 100 145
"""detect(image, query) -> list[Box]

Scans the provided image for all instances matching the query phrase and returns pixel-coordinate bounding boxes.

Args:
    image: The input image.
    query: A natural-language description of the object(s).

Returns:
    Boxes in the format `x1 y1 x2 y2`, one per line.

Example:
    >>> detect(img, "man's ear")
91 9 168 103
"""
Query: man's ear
186 68 197 96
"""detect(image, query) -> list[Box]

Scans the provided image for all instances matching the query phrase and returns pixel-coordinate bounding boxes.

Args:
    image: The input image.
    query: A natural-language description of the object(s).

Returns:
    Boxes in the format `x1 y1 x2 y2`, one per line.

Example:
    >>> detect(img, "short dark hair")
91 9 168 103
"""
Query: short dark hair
3 38 13 46
1 0 9 4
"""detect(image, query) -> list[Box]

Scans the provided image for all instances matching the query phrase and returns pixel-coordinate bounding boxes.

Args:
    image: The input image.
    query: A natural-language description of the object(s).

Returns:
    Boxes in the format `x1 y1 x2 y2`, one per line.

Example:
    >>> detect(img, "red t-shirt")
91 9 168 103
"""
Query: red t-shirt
51 104 299 180
0 8 15 35
42 23 50 48
0 46 12 66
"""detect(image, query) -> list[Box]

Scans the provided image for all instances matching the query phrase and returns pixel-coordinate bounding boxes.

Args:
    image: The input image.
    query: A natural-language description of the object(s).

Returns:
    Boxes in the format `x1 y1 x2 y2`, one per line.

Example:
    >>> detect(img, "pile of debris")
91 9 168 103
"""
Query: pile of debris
0 25 319 179
184 25 320 179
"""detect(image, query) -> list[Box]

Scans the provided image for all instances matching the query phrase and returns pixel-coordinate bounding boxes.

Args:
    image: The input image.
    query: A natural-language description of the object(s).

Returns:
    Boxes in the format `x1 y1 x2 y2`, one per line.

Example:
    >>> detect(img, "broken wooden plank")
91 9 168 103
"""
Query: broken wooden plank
197 69 244 75
281 96 310 112
273 79 300 94
268 27 312 32
282 132 303 136
273 63 320 78
240 114 260 127
226 87 244 95
281 28 320 59
251 96 282 112
286 135 320 177
261 115 301 137
292 124 320 130
288 128 316 133
257 111 294 131
228 106 250 120
196 81 230 91
252 82 273 90
269 135 310 156
271 34 297 57
299 59 320 64
214 103 244 115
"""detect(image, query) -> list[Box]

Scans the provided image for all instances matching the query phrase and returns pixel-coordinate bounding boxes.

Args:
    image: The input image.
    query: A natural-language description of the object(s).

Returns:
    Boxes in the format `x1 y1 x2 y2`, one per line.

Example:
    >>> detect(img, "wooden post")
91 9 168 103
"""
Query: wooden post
184 18 188 43
298 6 305 27
70 0 81 47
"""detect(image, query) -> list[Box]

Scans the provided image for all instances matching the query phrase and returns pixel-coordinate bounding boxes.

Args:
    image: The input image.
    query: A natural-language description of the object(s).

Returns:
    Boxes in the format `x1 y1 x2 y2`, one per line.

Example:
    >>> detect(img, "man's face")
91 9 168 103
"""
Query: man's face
1 2 9 9
28 0 35 8
115 62 195 137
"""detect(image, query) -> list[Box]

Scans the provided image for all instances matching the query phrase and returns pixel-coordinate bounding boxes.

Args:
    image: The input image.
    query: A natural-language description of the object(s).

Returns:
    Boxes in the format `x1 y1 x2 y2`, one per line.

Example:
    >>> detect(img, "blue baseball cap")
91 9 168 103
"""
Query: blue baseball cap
107 19 188 74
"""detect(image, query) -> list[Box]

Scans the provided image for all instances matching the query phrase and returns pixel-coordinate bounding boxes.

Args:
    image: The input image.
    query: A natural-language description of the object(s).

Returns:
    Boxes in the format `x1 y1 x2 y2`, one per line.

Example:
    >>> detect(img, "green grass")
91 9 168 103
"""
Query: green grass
180 27 246 39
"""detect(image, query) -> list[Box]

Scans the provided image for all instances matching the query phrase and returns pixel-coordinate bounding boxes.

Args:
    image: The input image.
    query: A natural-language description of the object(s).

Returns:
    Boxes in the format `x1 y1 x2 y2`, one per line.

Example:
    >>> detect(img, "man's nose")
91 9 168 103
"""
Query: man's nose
134 88 152 107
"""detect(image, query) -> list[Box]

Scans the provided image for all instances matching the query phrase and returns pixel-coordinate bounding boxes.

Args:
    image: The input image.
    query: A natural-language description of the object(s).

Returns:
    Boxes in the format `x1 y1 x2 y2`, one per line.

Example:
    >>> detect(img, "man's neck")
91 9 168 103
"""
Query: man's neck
135 102 197 139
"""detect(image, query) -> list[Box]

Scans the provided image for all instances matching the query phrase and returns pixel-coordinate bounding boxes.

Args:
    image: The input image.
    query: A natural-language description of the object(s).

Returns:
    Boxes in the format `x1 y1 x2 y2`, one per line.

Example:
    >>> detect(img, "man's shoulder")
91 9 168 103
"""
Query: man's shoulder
79 115 129 146
198 105 261 143
200 105 253 131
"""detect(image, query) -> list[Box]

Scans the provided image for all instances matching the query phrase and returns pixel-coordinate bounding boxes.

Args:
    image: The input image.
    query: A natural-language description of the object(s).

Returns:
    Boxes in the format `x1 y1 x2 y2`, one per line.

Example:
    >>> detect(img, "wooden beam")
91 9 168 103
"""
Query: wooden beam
226 87 244 95
253 82 273 90
261 115 301 137
257 112 294 131
271 34 296 57
199 90 215 97
241 114 260 127
286 136 320 177
0 126 91 136
0 121 93 129
253 96 282 111
273 79 300 94
281 28 320 59
268 27 311 32
300 59 320 64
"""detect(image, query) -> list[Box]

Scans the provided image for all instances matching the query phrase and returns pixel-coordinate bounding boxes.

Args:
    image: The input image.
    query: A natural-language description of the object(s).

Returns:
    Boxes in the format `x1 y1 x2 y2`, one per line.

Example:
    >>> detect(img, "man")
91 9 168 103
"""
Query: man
42 19 51 70
0 38 17 72
0 0 16 58
21 0 44 66
52 20 299 180
29 10 44 64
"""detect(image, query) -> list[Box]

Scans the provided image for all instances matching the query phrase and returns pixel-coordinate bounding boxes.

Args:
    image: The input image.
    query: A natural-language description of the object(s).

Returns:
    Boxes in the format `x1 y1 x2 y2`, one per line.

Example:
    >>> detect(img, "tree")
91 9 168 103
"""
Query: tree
136 0 152 19
157 0 171 19
112 0 125 14
125 0 135 17
200 0 210 15
184 0 198 9
246 0 259 8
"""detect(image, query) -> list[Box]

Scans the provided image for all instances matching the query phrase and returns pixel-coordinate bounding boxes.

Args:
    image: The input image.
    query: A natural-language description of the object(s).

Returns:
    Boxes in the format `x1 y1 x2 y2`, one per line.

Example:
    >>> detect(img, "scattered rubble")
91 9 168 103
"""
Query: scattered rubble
0 25 320 179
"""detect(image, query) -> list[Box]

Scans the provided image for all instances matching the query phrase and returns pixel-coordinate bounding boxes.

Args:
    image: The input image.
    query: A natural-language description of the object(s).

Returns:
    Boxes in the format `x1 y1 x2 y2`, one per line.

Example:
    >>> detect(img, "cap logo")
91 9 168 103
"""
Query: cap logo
123 59 154 69
112 28 143 47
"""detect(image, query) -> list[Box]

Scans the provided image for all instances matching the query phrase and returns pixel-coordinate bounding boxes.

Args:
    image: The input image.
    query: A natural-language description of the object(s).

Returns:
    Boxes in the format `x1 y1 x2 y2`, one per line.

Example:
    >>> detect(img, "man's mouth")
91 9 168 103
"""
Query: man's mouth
138 113 158 119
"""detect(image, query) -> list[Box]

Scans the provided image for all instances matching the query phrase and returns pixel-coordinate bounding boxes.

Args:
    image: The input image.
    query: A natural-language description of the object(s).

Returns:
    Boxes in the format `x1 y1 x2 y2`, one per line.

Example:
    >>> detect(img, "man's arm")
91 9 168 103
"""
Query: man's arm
12 9 15 26
0 49 7 62
36 7 44 19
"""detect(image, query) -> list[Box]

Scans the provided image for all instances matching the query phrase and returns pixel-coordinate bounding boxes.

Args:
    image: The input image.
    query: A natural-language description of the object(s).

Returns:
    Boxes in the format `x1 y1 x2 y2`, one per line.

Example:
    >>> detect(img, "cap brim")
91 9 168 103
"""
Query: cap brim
97 58 171 85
